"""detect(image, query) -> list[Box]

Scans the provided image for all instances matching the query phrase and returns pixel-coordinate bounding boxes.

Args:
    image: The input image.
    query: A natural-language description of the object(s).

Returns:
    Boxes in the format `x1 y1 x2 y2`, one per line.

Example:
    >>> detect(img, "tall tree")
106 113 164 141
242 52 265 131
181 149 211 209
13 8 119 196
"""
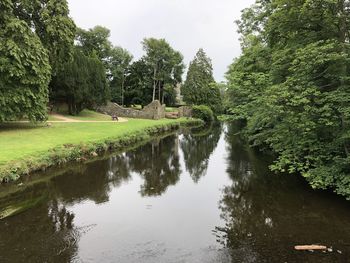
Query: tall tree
0 0 51 122
227 0 350 198
52 48 109 115
109 47 133 106
12 0 76 75
142 38 184 103
123 58 153 107
182 49 222 113
76 26 112 63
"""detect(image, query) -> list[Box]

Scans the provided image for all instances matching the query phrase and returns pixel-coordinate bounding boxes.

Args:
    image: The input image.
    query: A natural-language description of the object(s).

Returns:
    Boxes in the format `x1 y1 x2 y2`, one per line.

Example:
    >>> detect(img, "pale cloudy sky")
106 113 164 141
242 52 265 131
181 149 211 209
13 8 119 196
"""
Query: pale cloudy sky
67 0 255 81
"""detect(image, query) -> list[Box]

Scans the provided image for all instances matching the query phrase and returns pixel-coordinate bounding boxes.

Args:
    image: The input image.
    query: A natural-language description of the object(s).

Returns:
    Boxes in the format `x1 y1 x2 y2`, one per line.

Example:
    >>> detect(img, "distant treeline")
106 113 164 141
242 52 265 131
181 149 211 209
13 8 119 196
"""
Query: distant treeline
0 0 223 120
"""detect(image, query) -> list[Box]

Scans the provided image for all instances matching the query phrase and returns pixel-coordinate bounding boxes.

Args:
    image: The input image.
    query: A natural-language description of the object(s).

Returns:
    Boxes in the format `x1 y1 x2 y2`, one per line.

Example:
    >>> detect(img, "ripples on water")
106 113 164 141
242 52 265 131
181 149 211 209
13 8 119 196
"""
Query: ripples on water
0 123 349 263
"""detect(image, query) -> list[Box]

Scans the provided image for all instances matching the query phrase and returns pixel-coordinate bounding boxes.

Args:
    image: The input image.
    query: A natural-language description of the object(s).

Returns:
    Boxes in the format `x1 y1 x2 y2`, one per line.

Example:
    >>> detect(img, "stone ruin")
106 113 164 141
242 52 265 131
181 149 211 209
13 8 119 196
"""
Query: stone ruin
96 100 166 120
96 100 193 120
178 106 192 118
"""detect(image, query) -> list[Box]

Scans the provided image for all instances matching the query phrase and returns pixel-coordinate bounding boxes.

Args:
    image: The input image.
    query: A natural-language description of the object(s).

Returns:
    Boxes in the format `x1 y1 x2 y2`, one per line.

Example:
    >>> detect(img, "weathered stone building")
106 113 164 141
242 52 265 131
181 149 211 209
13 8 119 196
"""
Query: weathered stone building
96 100 166 120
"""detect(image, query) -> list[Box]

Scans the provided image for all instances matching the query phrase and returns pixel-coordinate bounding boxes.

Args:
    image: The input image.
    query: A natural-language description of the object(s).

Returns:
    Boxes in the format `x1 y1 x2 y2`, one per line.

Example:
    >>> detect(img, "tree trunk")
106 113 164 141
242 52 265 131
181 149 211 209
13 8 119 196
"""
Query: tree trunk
152 67 157 101
68 100 72 115
121 73 125 107
338 0 349 157
158 80 161 101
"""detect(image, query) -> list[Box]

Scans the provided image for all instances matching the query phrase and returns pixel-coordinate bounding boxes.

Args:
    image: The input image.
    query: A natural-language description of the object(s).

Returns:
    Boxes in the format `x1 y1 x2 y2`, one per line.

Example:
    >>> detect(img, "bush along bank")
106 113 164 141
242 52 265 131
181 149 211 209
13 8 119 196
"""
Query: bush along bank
192 105 214 123
0 119 203 183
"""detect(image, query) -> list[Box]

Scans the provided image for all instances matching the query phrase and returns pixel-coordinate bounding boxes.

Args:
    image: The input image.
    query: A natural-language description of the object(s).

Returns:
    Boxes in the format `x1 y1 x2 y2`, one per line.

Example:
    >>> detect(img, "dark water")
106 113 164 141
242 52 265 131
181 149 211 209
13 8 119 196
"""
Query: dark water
0 123 350 263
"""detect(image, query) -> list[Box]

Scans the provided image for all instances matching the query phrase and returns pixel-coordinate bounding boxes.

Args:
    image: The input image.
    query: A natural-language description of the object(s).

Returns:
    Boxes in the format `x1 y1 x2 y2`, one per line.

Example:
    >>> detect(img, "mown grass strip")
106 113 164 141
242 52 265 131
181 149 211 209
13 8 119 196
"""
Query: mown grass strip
0 118 202 183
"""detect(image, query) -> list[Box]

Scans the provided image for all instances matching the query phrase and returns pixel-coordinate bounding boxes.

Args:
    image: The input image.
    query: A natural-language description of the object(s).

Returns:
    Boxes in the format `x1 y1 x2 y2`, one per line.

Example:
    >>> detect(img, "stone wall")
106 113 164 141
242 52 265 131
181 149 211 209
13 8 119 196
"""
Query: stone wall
178 106 193 118
96 100 166 120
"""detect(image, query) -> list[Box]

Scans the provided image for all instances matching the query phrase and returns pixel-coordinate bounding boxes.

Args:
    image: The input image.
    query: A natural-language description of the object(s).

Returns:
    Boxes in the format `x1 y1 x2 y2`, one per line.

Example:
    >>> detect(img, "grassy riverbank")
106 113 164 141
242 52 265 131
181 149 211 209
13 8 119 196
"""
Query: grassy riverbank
0 117 202 183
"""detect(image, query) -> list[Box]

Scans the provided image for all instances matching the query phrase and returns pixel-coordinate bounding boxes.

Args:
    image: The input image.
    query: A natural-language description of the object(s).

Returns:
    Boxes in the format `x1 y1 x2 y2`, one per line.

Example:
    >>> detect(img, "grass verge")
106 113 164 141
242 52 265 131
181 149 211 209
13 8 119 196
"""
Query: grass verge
0 118 203 183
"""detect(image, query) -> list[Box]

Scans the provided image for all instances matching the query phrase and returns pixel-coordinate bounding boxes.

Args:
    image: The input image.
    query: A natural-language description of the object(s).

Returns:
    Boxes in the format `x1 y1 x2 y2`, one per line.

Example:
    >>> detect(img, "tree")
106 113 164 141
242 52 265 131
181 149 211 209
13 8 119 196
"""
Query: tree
225 37 271 120
109 47 133 106
0 1 51 122
123 59 153 107
182 48 222 113
226 0 350 198
76 26 112 64
12 0 76 73
142 38 184 103
52 48 109 115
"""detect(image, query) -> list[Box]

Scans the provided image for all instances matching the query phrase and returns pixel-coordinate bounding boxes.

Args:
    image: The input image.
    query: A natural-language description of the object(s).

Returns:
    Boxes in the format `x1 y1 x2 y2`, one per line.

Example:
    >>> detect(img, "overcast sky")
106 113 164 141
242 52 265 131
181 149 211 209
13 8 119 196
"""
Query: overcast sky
67 0 255 81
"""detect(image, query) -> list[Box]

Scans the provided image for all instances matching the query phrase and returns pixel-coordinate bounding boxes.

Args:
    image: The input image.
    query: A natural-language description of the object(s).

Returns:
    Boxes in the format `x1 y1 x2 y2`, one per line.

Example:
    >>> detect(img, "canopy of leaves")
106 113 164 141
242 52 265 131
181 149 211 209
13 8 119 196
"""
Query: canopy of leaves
0 1 51 122
109 47 133 105
12 0 76 75
226 0 350 198
183 49 222 113
123 59 153 107
142 38 184 104
52 49 109 115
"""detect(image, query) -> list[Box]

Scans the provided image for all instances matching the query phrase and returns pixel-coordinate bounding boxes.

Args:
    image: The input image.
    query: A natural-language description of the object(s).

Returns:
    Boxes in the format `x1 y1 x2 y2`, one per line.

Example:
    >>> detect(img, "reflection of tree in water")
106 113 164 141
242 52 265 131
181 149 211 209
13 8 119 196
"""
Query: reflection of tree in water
180 123 222 183
0 183 80 263
51 154 132 204
215 122 350 262
126 135 181 196
0 134 183 261
214 123 271 262
0 156 133 263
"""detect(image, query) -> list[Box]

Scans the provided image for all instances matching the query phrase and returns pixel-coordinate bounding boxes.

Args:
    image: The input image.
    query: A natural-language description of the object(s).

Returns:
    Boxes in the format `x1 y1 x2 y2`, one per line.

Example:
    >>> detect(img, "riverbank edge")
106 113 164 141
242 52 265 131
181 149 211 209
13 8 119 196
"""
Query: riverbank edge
0 118 203 184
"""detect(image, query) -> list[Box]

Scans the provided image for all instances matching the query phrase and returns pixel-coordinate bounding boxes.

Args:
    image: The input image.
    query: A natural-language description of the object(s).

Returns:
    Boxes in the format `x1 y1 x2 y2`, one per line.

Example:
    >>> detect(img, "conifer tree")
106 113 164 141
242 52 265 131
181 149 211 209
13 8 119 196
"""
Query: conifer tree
182 49 222 113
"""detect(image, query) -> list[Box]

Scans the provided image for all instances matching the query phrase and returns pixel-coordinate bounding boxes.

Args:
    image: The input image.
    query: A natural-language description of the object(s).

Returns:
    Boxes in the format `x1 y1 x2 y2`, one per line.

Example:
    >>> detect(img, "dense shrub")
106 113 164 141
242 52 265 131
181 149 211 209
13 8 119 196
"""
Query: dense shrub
192 105 214 122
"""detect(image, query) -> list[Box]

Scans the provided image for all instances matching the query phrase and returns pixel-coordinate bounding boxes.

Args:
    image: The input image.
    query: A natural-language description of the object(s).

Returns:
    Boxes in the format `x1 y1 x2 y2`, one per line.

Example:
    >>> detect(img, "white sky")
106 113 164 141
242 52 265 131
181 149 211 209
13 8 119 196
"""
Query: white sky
67 0 255 81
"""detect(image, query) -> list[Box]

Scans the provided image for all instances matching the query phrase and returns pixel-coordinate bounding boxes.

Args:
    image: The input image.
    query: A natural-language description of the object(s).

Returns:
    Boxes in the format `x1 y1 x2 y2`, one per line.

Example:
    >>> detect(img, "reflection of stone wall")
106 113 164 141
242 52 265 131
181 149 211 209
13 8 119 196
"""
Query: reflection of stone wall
96 100 166 120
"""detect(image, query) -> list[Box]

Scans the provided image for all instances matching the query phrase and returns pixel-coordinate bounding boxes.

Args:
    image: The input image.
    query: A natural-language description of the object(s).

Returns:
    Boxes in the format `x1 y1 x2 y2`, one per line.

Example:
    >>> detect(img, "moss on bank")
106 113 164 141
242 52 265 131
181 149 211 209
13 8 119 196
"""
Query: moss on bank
0 118 203 183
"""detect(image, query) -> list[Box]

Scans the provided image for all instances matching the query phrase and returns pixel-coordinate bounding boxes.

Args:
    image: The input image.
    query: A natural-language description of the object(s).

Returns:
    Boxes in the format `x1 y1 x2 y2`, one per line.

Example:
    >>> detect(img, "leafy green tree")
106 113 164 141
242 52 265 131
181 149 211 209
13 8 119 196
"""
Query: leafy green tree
182 49 222 113
76 26 112 64
0 1 51 122
52 48 109 115
109 47 133 105
142 38 184 103
124 59 154 107
12 0 76 76
226 38 271 120
226 0 350 198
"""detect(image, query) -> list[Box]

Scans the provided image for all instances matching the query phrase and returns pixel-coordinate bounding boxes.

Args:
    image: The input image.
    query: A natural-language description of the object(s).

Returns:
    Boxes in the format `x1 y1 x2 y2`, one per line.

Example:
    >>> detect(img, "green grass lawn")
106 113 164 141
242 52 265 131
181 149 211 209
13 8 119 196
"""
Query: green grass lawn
165 107 177 112
62 109 112 121
0 118 191 166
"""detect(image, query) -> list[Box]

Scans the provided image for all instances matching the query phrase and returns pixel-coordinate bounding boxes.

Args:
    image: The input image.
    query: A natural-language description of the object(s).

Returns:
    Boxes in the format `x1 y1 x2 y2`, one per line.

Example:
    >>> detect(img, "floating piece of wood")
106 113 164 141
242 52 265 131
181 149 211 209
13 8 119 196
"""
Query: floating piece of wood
294 245 327 251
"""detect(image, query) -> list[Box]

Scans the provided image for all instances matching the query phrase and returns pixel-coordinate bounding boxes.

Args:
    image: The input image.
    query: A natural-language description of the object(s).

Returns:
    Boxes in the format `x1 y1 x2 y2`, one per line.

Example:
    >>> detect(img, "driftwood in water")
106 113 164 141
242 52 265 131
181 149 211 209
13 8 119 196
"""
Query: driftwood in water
294 245 327 251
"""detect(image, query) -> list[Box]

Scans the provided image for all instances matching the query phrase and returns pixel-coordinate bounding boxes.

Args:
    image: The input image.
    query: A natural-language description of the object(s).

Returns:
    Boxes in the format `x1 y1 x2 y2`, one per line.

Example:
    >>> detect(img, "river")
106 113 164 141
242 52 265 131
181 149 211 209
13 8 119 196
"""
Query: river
0 123 349 263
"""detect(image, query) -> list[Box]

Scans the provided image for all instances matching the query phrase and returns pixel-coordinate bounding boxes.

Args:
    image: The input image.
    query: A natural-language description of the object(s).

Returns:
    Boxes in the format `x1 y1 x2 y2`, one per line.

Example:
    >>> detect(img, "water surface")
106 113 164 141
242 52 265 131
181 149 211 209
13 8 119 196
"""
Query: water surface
0 123 349 263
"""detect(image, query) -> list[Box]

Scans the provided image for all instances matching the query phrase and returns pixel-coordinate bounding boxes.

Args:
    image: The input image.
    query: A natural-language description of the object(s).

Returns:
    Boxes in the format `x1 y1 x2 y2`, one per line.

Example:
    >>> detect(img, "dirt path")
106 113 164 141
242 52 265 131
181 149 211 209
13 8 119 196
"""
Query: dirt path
49 113 128 123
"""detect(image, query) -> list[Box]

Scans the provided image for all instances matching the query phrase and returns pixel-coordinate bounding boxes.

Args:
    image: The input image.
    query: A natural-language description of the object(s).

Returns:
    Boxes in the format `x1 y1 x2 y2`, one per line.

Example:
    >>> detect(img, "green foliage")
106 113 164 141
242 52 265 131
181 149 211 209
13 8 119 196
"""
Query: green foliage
109 47 133 105
52 49 109 115
192 105 214 123
142 38 185 103
182 49 222 113
227 0 350 198
35 0 76 75
76 26 112 63
124 58 153 106
11 0 76 75
0 4 51 122
0 0 76 122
